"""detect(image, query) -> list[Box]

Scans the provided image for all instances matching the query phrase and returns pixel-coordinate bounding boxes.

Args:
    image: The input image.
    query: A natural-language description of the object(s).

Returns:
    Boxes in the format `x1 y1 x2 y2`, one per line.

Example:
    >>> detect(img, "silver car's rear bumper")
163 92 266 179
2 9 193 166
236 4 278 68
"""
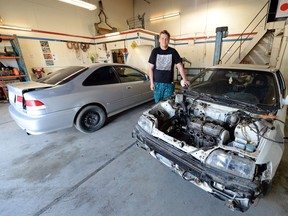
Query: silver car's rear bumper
9 105 77 135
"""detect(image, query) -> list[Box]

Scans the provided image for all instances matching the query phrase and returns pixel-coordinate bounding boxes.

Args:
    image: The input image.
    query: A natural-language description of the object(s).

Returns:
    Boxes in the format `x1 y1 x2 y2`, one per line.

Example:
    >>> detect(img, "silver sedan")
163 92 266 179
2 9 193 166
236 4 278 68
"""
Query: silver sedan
8 63 153 135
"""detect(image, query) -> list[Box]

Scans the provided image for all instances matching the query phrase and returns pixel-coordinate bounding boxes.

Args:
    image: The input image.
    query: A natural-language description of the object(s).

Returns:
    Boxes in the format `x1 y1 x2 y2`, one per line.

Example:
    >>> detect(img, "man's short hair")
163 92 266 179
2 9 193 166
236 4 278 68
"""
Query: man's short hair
160 30 170 38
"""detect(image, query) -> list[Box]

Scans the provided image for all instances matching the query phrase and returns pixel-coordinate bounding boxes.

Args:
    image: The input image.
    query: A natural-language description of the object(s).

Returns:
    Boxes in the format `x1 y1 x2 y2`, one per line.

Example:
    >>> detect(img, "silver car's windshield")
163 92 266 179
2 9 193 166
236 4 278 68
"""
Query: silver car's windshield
188 68 278 108
37 66 87 85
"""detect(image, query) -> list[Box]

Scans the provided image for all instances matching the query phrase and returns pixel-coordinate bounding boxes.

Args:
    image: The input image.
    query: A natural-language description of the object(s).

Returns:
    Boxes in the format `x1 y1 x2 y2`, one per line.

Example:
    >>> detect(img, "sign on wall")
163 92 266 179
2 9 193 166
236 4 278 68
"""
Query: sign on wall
40 41 54 66
276 0 288 18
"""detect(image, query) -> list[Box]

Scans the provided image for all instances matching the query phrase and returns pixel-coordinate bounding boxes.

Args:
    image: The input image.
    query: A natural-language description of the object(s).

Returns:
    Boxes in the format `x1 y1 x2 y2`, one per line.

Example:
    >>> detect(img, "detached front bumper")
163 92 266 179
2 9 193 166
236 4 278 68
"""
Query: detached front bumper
132 124 261 212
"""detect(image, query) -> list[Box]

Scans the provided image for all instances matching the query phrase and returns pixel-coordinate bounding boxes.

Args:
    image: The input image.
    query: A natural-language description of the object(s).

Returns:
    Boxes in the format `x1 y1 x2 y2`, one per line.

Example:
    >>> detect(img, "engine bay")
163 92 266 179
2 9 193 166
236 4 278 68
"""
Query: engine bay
148 94 272 154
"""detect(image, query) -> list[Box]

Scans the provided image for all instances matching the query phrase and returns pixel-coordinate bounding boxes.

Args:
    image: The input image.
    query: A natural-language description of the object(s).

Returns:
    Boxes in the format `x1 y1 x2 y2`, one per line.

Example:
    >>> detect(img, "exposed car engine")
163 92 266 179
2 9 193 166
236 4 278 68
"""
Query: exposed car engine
150 94 269 153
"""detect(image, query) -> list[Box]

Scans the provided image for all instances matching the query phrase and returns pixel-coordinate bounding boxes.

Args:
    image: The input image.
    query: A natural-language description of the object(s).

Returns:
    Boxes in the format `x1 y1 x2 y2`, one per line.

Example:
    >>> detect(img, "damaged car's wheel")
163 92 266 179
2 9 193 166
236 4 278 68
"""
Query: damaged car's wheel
75 105 106 133
260 181 272 197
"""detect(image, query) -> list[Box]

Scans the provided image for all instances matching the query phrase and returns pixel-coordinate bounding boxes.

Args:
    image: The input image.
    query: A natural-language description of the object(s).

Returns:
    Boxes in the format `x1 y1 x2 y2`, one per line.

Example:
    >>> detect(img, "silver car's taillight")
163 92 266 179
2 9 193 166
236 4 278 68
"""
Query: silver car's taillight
16 95 23 108
22 97 46 115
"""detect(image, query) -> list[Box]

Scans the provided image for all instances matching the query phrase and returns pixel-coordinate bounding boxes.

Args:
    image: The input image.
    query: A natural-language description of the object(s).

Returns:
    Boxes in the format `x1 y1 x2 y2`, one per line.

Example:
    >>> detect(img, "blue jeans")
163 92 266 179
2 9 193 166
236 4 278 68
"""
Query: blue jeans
153 82 175 103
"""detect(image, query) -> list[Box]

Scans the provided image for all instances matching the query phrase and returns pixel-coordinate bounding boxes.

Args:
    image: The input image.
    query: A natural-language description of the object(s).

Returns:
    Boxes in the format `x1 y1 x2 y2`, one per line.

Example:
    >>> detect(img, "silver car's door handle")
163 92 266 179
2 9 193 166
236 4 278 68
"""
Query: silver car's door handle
127 86 132 89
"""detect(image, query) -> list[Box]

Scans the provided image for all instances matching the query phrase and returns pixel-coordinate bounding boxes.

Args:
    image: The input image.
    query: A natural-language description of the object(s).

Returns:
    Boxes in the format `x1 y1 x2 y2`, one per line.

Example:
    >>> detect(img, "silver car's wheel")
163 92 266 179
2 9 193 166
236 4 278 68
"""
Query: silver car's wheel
75 105 106 133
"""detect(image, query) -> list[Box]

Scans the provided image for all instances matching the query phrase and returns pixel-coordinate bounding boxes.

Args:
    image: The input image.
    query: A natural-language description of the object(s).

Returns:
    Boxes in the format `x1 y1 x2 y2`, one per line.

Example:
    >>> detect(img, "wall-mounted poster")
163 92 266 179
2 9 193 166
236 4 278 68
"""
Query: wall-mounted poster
276 0 288 18
40 41 54 66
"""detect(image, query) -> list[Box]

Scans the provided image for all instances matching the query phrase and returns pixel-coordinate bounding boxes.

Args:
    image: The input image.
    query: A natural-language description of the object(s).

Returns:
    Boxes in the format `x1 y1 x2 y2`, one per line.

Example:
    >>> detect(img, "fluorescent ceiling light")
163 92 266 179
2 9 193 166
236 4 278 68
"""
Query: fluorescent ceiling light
164 12 180 18
0 25 31 31
150 12 180 22
105 32 120 37
59 0 97 10
150 16 164 21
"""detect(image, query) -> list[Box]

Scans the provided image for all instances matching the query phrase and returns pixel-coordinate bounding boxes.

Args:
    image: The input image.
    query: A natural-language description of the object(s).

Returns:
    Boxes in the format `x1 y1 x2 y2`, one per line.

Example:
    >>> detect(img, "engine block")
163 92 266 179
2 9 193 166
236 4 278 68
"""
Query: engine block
187 118 230 147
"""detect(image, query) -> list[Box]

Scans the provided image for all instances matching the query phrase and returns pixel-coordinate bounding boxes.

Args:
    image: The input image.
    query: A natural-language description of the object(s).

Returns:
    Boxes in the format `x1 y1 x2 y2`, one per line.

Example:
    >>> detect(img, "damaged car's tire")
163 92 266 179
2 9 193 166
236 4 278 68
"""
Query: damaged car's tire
75 105 106 133
260 181 272 197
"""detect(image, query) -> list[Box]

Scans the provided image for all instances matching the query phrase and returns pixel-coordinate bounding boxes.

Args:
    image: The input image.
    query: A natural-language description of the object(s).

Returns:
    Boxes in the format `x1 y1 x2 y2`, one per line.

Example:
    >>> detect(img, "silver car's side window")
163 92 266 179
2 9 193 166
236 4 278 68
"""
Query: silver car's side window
114 66 146 83
83 66 119 86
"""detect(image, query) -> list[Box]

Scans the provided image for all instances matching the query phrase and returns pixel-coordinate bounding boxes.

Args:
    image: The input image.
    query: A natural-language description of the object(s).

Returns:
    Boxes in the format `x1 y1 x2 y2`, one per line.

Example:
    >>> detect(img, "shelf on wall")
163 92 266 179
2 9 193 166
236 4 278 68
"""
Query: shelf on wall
0 34 29 101
0 56 20 59
0 75 26 79
0 35 15 40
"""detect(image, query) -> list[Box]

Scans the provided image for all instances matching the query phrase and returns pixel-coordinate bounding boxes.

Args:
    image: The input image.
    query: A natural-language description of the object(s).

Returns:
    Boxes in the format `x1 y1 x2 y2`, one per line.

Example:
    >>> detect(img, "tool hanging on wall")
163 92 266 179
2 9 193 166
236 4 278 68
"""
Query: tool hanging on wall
94 0 117 35
67 42 90 52
66 41 90 61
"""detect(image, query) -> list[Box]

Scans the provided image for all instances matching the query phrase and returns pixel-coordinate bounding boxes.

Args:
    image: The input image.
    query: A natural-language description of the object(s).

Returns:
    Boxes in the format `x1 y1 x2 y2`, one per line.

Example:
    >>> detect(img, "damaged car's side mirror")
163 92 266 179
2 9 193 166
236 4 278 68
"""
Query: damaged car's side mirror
282 95 288 106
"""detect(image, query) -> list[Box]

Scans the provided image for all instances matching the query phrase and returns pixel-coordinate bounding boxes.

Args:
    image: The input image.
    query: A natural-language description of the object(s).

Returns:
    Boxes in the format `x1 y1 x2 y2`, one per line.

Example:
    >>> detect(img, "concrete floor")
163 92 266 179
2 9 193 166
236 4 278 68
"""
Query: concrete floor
1 101 288 216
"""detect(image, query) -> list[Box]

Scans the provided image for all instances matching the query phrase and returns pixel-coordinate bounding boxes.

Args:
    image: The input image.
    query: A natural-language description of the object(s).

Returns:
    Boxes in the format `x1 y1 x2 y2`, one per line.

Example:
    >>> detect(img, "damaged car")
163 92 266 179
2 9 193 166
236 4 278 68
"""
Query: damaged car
132 64 288 212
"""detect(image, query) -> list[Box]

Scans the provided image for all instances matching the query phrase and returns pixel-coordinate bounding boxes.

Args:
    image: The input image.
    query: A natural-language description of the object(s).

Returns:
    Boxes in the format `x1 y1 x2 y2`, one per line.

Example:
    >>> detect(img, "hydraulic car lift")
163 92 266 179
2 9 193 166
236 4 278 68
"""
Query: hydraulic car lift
213 26 228 65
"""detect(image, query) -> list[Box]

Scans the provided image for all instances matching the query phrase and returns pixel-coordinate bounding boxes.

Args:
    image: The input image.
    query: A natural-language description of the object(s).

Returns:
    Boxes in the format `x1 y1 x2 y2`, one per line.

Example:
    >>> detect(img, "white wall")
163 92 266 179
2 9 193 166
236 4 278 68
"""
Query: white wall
1 0 287 80
0 0 133 35
0 0 133 80
132 0 287 69
134 0 268 37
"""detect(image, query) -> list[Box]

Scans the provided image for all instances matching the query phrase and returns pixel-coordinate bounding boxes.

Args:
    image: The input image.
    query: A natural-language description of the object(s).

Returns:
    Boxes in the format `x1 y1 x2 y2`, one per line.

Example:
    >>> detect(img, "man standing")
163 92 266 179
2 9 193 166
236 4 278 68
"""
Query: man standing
148 30 190 103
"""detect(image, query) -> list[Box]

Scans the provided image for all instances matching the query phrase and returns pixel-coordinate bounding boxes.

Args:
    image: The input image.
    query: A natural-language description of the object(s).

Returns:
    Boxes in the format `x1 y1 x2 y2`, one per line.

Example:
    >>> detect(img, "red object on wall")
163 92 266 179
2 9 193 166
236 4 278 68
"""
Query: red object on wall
32 68 45 79
276 0 288 18
280 3 288 11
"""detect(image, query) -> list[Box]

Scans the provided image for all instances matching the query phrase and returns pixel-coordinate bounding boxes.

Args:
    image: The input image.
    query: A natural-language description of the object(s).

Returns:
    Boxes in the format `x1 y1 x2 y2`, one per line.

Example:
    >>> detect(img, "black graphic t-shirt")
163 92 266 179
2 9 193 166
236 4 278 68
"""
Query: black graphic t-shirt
148 46 181 83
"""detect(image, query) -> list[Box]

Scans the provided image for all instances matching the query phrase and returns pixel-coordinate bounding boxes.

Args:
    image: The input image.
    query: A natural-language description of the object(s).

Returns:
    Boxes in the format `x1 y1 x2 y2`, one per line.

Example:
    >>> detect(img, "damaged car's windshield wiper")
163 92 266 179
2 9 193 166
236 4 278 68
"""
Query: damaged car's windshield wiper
199 93 217 101
177 89 218 103
218 95 267 113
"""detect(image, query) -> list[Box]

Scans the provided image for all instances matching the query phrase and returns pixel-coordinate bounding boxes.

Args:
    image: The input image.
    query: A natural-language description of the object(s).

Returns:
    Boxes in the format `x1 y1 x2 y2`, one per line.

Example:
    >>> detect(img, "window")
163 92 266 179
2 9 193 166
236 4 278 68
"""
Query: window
190 68 278 106
83 66 119 86
114 66 146 83
38 66 87 85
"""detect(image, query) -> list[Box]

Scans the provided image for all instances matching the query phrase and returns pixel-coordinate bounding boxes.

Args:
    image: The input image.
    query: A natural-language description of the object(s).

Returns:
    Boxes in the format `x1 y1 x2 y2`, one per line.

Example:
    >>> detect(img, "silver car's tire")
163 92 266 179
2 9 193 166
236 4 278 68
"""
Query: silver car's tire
75 105 106 133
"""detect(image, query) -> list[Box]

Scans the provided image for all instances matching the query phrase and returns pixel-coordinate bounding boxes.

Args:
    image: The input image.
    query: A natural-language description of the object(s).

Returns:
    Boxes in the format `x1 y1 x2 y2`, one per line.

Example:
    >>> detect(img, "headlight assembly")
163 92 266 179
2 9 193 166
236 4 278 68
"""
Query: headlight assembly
137 115 154 134
206 150 256 180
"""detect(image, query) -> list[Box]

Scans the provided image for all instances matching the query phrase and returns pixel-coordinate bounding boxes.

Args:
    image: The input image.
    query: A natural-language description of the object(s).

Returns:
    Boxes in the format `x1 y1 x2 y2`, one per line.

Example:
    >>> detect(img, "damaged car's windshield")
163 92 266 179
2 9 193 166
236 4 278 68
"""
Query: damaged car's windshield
188 68 278 108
